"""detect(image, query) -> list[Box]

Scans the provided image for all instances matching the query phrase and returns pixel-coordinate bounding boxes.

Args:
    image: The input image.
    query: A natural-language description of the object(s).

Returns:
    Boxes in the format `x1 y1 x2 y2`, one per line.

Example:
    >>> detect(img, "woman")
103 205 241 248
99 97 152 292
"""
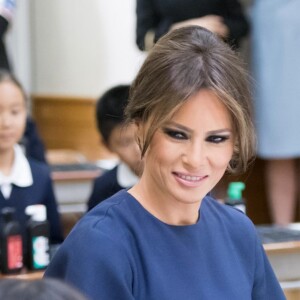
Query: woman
136 0 249 51
45 27 285 299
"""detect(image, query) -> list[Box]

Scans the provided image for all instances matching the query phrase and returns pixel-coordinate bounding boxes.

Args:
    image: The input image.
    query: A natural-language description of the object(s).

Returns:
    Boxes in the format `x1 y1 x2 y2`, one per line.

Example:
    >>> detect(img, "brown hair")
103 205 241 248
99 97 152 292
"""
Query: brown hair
126 26 256 174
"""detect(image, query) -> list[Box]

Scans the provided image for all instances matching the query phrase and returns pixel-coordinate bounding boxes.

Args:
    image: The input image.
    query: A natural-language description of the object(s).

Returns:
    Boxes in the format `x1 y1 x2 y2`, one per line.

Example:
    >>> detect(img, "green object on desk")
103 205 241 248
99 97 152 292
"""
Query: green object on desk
227 182 245 200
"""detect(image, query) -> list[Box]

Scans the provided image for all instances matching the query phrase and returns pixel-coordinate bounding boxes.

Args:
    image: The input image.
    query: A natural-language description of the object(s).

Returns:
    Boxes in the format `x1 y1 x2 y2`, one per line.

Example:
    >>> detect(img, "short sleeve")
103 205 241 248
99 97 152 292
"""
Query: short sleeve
44 222 135 300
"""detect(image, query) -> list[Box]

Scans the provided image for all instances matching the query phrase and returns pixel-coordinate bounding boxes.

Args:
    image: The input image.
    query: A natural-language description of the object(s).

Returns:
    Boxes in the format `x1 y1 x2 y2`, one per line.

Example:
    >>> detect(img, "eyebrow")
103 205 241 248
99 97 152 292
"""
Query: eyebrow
165 121 233 135
165 122 192 133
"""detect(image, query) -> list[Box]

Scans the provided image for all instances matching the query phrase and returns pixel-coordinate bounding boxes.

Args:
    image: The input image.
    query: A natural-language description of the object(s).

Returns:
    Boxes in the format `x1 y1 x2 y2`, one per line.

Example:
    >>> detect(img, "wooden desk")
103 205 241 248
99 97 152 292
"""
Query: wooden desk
261 225 300 300
0 270 44 280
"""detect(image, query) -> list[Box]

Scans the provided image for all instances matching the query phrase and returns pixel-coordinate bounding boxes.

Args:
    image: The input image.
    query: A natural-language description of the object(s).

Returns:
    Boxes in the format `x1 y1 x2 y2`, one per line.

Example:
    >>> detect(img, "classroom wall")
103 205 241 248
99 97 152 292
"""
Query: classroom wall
6 1 31 94
9 0 252 97
9 0 146 97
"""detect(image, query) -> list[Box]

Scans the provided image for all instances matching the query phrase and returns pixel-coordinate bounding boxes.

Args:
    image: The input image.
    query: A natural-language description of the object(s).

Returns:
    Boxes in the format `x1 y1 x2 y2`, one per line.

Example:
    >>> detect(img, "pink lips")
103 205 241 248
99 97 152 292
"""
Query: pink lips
173 172 208 187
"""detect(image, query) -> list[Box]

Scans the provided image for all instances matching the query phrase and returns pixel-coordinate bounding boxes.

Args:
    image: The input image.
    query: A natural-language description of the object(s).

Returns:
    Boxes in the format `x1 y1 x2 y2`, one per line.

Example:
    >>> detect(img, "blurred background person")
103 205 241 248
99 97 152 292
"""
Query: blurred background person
136 0 249 51
251 0 300 225
0 70 63 246
87 85 142 211
0 0 47 163
0 278 89 300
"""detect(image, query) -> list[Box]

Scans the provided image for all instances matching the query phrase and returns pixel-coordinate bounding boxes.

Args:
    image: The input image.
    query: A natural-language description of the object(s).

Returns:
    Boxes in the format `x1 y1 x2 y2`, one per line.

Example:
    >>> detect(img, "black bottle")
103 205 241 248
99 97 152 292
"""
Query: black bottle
0 207 23 274
25 204 50 270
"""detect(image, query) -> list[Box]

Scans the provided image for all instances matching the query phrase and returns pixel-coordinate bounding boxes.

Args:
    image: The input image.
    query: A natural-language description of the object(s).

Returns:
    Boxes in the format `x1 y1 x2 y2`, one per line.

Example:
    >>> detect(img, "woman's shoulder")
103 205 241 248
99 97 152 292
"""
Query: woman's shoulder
203 195 258 239
77 190 134 235
57 191 134 261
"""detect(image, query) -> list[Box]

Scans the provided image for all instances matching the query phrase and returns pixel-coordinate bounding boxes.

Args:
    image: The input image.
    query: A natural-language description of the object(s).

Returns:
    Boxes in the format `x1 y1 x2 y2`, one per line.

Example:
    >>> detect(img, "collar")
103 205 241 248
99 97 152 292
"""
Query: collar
0 144 33 188
117 161 139 188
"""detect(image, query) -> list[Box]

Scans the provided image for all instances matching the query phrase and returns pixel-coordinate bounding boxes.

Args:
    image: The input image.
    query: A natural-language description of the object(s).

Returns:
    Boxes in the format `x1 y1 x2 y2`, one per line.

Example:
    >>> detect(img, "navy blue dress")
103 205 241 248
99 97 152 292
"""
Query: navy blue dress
45 190 284 299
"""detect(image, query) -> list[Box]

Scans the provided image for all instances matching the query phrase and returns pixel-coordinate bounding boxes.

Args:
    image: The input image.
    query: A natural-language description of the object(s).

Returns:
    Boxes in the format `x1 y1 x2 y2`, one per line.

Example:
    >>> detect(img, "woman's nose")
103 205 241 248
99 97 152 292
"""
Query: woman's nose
182 141 207 169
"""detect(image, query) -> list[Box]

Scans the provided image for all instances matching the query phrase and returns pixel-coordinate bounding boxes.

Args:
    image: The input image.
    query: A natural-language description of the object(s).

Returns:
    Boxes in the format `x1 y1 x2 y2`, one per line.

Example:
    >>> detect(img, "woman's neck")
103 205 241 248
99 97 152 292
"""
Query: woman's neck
129 178 201 226
0 147 15 176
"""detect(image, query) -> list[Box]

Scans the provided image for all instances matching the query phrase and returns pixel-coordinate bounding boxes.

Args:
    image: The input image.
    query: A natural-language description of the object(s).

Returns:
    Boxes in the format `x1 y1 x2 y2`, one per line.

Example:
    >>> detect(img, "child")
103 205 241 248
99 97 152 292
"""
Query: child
0 70 63 244
87 85 142 211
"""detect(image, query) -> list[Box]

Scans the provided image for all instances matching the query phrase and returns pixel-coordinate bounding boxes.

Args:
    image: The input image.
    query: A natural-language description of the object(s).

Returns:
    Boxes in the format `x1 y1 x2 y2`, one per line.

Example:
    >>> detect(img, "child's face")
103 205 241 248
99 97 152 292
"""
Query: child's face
0 81 27 154
107 123 142 175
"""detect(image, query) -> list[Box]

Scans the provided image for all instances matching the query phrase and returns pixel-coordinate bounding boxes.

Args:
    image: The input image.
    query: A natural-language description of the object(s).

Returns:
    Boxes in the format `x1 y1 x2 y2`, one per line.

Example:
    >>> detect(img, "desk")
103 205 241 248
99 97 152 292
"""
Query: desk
258 224 300 300
50 162 118 237
0 270 44 280
51 163 103 214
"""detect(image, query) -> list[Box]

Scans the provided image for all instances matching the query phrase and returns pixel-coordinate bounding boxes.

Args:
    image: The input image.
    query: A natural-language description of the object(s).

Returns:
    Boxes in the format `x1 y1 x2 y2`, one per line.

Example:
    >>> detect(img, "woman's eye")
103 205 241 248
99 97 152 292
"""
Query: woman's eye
163 128 188 140
206 135 230 144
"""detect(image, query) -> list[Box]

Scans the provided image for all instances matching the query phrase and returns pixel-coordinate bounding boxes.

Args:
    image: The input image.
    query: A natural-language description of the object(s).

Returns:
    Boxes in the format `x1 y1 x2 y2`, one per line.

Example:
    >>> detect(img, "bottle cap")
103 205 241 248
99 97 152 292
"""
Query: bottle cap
25 205 47 222
227 182 245 200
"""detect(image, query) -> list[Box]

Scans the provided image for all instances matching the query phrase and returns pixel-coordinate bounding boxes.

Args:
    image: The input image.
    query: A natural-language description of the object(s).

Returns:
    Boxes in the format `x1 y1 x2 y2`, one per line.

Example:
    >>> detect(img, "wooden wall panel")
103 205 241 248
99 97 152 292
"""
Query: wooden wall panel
32 95 115 162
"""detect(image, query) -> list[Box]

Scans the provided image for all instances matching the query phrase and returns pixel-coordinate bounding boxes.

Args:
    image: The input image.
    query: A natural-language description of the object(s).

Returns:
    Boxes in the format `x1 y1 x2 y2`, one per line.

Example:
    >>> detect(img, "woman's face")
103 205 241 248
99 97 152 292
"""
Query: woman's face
0 81 27 154
142 89 234 206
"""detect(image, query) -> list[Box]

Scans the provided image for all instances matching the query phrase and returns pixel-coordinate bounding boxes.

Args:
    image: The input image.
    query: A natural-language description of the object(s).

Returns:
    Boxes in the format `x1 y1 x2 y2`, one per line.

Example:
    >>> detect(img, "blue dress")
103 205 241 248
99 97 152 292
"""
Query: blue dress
45 190 284 299
251 0 300 158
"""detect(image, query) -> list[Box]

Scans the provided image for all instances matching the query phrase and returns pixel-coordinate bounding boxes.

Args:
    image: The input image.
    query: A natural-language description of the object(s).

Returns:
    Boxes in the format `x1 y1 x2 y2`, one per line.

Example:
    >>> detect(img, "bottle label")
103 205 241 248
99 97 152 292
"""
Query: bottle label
32 236 50 269
7 235 23 270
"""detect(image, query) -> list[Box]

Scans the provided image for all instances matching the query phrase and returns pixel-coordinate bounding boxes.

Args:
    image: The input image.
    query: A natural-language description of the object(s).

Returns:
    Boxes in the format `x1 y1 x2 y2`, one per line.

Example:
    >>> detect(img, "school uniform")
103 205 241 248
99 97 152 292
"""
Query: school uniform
87 162 139 211
0 144 63 244
21 117 47 163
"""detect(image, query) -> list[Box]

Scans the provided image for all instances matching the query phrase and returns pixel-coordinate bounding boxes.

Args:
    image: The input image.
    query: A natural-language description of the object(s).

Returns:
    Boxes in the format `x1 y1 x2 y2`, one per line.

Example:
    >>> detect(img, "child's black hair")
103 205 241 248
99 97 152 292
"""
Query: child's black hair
96 85 130 145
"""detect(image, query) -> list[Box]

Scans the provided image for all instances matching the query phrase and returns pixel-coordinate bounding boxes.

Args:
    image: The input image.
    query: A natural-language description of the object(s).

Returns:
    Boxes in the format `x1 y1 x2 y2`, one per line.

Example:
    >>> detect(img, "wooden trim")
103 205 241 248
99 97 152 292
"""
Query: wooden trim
264 241 300 254
31 94 116 162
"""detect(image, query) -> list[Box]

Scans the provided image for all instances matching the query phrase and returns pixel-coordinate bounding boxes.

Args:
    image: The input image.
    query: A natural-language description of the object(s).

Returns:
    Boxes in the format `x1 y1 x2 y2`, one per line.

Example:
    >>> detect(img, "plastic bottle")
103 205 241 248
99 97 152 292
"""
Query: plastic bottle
0 207 23 274
225 182 246 214
25 204 50 270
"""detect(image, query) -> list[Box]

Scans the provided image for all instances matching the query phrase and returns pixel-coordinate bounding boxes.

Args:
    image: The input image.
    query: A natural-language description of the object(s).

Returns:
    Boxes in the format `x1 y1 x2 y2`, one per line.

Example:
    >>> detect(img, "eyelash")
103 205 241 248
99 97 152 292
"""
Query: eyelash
163 128 188 140
163 128 230 144
206 135 230 144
